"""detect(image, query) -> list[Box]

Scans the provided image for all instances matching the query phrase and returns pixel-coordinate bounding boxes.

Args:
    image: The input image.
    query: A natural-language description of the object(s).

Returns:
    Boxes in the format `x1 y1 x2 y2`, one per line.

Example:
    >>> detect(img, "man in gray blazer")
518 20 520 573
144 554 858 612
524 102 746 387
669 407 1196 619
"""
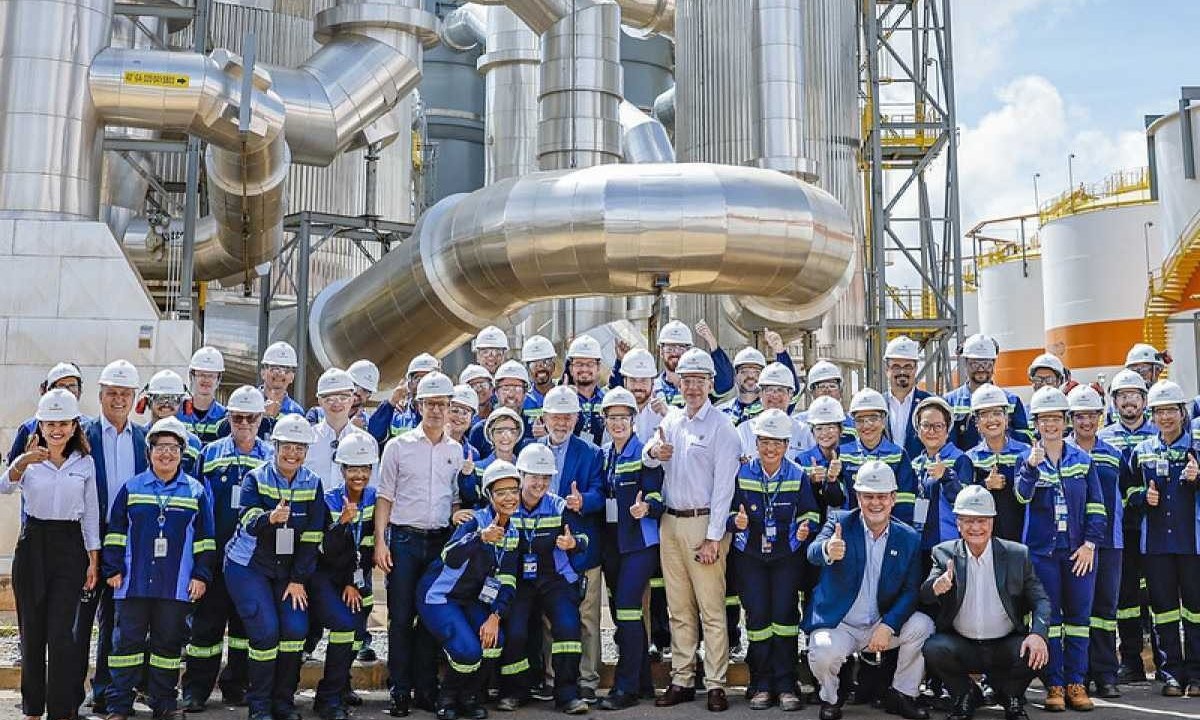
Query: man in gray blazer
921 485 1052 720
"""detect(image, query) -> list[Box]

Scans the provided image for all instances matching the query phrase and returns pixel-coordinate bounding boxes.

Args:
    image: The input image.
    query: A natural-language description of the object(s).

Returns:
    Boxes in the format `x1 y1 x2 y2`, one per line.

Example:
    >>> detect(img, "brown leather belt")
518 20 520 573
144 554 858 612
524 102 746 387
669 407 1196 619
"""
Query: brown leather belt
666 508 711 518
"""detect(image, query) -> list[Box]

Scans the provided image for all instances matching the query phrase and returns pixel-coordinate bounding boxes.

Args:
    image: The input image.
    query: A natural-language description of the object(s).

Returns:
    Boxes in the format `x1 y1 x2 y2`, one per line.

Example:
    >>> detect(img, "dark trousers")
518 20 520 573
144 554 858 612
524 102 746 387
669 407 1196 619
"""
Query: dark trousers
735 552 801 694
1033 549 1095 687
182 567 248 702
417 572 502 705
599 535 656 695
649 567 670 649
307 570 360 709
224 561 308 716
499 578 582 704
923 632 1036 703
106 598 192 714
1144 552 1200 683
385 526 448 700
14 518 88 718
1088 547 1122 684
724 560 742 650
1116 542 1154 673
74 580 115 708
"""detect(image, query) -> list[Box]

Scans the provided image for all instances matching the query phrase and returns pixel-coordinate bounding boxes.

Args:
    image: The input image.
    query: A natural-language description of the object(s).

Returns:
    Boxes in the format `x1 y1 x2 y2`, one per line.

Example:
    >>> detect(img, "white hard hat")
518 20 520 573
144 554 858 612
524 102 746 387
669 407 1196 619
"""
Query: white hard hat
1125 343 1164 368
452 384 480 413
99 359 140 389
960 333 998 361
953 485 996 517
752 408 793 440
45 362 83 386
516 443 557 475
482 460 521 492
35 388 81 421
262 341 298 368
806 360 842 387
657 320 693 346
1028 386 1069 416
620 348 658 379
189 346 226 373
334 431 379 466
271 413 317 444
566 335 603 361
884 335 920 361
407 353 440 376
543 385 581 414
522 335 557 363
969 383 1009 412
474 325 509 351
148 417 189 445
600 387 637 412
1067 384 1104 413
494 360 531 387
147 369 186 396
676 348 716 376
226 385 267 414
806 396 846 425
1147 379 1187 409
347 359 380 393
915 396 953 423
484 407 524 441
1028 353 1065 380
854 459 898 493
459 364 493 386
316 368 355 397
415 371 454 399
1109 369 1148 394
848 387 887 416
733 347 767 369
759 362 796 390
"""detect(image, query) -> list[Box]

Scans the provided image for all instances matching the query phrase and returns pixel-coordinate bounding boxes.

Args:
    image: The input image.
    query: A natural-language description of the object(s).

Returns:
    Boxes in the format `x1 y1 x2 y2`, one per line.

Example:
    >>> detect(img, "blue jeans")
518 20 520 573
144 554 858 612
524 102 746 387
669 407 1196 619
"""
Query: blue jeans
386 526 449 700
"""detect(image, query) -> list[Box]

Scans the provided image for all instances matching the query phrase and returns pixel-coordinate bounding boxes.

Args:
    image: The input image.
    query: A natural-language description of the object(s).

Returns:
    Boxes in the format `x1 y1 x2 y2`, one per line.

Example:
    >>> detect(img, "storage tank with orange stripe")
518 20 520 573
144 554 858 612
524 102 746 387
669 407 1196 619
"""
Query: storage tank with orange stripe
978 255 1044 402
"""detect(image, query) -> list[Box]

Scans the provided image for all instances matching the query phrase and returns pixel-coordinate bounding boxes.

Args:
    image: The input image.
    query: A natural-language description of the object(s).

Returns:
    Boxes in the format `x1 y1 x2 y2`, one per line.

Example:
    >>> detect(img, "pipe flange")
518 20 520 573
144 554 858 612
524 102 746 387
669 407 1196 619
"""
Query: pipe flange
477 48 541 74
750 156 821 184
314 3 441 49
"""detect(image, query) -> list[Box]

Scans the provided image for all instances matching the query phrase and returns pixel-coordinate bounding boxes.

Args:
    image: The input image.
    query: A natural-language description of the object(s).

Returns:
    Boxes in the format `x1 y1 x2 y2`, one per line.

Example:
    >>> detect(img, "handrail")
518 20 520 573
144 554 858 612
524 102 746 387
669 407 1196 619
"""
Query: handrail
1039 166 1152 224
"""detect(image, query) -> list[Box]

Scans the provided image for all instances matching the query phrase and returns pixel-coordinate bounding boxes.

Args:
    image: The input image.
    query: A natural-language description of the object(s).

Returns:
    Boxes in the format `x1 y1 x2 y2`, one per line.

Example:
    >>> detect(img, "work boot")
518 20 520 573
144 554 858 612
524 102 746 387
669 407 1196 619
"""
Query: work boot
1043 686 1066 712
778 693 803 712
1065 684 1093 711
748 692 772 710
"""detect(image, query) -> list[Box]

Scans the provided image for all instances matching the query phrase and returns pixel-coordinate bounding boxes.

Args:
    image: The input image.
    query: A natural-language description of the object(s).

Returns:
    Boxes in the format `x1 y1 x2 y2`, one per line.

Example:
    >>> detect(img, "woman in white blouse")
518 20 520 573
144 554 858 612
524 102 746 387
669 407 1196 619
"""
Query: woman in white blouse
3 388 100 720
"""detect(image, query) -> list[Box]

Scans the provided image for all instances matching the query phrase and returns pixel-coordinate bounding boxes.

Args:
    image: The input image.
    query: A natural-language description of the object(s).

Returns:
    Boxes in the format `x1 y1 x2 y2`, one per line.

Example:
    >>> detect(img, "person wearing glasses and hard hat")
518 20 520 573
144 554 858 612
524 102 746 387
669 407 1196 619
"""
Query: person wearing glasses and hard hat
8 361 90 463
141 370 203 477
461 364 497 421
368 353 441 447
419 461 522 720
469 361 536 457
307 359 380 429
463 408 527 510
179 346 227 443
304 369 377 489
610 320 736 408
446 384 484 519
909 396 972 575
735 362 814 463
944 334 1033 450
1028 354 1066 394
182 387 272 711
259 342 306 419
716 331 796 427
839 388 917 525
964 384 1032 544
474 326 511 376
563 335 607 446
101 417 216 720
522 335 558 420
883 336 931 461
798 360 856 445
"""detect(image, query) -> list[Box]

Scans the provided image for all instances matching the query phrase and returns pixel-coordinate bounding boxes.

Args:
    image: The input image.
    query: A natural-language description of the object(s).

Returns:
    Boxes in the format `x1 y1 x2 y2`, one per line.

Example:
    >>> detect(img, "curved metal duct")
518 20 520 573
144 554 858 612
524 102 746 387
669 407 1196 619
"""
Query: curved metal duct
619 101 674 163
307 162 854 382
615 0 675 40
749 0 816 181
653 85 675 137
442 3 489 50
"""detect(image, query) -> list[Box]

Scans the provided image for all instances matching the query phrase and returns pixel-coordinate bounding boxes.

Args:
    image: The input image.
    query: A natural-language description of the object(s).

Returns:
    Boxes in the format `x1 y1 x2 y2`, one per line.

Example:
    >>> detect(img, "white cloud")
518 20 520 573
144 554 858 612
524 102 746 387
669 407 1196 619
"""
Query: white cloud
951 0 1089 93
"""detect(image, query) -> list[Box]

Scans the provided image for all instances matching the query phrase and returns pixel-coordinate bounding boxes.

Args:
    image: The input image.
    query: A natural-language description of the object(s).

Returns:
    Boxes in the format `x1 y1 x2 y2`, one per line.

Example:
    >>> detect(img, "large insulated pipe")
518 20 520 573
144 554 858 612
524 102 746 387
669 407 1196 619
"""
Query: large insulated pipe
619 101 674 162
478 6 541 183
749 0 816 181
308 162 854 381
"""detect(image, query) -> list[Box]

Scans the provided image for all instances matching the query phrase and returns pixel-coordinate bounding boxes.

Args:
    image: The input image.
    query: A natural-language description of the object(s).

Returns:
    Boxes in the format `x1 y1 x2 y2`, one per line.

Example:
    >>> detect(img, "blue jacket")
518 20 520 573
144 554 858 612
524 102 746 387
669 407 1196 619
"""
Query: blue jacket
1098 418 1157 462
367 400 421 447
1014 443 1106 556
225 462 326 583
453 441 483 509
601 436 664 554
541 435 605 571
574 386 606 446
804 509 922 633
102 469 215 601
716 352 800 426
177 400 227 444
1129 430 1200 555
423 506 520 617
794 446 848 519
511 493 588 584
1068 436 1126 549
965 437 1031 542
468 409 535 458
838 437 916 524
84 417 148 530
198 437 274 548
890 389 932 460
910 443 971 549
728 457 820 559
321 486 377 599
944 384 1033 449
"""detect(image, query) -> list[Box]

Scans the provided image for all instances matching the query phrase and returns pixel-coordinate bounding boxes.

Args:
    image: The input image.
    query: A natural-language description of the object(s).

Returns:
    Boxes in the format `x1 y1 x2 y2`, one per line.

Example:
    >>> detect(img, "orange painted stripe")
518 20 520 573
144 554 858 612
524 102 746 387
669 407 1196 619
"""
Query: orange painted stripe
993 348 1044 388
1044 318 1145 370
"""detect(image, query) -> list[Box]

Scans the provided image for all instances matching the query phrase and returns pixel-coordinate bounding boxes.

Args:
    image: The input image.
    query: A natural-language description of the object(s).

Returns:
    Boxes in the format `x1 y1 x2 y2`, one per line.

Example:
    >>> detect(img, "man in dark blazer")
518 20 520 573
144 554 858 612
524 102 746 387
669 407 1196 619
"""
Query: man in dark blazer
921 485 1052 720
806 460 934 720
883 335 931 459
77 360 147 713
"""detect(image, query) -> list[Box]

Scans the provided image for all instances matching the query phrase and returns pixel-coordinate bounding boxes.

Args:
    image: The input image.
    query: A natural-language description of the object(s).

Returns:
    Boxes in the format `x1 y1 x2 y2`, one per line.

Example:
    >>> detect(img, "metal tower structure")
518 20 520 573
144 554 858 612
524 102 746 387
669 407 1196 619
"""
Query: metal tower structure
861 0 964 390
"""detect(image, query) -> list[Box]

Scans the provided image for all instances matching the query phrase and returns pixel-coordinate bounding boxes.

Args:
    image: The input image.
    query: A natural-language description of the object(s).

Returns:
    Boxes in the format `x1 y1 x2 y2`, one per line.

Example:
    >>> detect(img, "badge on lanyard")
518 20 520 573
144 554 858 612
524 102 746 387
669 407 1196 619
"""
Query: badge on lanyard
479 575 502 604
276 527 295 555
913 498 930 527
522 552 538 579
353 567 366 588
1157 456 1170 480
1054 487 1068 533
230 485 242 510
605 497 619 523
154 536 169 558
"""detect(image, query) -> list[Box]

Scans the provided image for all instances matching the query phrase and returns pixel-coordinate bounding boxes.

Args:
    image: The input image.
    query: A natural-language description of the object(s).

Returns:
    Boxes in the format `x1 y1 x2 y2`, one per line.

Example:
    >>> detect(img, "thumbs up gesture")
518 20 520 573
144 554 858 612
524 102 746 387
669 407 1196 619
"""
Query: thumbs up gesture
1028 444 1045 468
651 394 669 417
928 456 946 480
1147 480 1161 507
566 481 583 511
13 433 49 476
1185 454 1199 483
932 559 955 596
338 501 358 525
532 416 548 438
630 491 649 519
826 522 846 562
269 498 291 525
795 521 811 542
810 464 828 483
480 517 505 544
653 427 674 461
734 504 749 531
986 463 1006 490
556 524 577 551
828 454 842 480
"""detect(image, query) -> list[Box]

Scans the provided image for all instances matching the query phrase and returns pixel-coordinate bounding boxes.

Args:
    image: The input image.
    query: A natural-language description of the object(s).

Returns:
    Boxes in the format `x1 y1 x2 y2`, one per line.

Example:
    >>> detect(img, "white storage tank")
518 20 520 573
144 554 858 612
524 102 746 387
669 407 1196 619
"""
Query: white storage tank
978 256 1044 401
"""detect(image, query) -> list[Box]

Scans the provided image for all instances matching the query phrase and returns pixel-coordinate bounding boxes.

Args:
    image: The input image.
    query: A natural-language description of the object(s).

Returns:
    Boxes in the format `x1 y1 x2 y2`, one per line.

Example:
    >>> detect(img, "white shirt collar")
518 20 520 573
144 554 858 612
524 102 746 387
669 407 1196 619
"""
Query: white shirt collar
100 413 131 436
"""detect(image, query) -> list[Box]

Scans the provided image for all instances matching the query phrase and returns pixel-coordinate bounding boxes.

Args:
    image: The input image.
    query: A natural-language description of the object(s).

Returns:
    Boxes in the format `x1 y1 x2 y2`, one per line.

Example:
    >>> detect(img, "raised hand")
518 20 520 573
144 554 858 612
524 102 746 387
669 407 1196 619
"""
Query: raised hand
630 491 649 519
1147 480 1160 507
556 524 577 551
734 504 749 531
566 481 583 512
1027 443 1045 468
338 500 358 525
653 427 674 461
928 456 946 480
269 498 291 525
932 559 955 596
764 330 785 355
826 522 846 562
986 464 1005 491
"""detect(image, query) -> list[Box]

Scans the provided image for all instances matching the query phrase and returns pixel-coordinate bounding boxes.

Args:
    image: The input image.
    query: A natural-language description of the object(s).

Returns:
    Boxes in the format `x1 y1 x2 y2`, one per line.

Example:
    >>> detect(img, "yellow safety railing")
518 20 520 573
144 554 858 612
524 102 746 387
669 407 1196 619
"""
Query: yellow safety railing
1145 219 1200 349
1039 166 1152 224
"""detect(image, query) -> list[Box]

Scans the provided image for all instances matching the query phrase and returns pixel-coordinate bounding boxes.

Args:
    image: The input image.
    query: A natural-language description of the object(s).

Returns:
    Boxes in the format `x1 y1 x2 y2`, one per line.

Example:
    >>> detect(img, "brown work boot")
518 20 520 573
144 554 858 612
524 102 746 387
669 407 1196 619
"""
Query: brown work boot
1065 684 1093 711
1043 686 1066 712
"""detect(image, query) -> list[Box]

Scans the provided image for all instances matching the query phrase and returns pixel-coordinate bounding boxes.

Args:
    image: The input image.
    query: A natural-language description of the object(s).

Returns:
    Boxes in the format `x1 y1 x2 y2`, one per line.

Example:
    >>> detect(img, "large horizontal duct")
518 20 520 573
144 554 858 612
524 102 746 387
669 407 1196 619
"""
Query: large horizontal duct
308 162 854 382
473 0 673 37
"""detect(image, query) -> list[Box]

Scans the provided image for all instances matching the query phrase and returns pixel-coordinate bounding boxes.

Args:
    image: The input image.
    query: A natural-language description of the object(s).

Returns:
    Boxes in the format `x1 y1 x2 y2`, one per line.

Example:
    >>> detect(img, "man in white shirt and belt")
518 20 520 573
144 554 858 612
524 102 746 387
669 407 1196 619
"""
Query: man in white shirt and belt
374 372 463 718
643 348 739 712
921 485 1052 720
304 368 377 487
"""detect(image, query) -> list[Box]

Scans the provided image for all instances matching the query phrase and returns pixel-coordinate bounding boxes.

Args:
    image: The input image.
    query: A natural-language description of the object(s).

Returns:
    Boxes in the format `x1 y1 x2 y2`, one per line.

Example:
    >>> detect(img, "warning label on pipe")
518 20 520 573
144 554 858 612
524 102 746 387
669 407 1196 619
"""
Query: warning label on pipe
123 70 190 88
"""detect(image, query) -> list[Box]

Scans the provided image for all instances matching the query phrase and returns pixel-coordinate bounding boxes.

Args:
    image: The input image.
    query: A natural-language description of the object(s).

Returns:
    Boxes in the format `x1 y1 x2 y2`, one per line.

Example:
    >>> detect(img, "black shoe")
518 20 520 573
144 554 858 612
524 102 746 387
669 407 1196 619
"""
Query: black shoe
559 699 589 715
459 700 489 720
220 687 247 706
531 684 555 702
389 695 412 717
342 690 363 707
580 688 598 705
598 692 638 711
496 697 521 712
1187 682 1200 698
1116 666 1148 684
978 681 997 708
1163 677 1184 697
414 693 438 713
1003 697 1030 720
435 700 458 720
947 692 974 720
1094 682 1120 699
182 697 207 714
315 705 349 720
654 685 695 707
884 688 929 719
818 701 843 720
356 646 378 663
272 708 301 720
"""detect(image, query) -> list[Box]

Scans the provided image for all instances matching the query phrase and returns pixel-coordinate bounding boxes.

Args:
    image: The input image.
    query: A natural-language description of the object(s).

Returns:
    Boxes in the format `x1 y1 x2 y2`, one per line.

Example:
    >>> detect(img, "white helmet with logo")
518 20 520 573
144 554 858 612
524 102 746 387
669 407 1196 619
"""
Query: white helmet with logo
147 369 186 396
848 388 887 416
451 384 480 414
543 385 581 414
621 348 658 379
262 341 299 368
1109 369 1148 394
36 388 81 421
148 417 189 445
1028 353 1065 380
484 407 524 442
483 460 521 493
416 372 454 399
960 333 998 361
953 485 996 517
189 346 226 373
516 444 557 475
407 353 440 376
1028 386 1069 416
316 368 355 397
884 335 920 361
806 360 841 388
335 431 379 466
854 460 898 493
676 348 716 376
759 362 796 390
600 387 637 412
970 383 1009 412
521 335 556 363
227 386 267 414
1125 343 1164 368
752 408 793 440
473 325 509 351
271 414 317 444
915 396 953 423
347 359 380 393
1067 385 1104 413
733 347 767 369
459 364 493 386
806 396 845 425
494 360 531 387
1147 379 1187 409
45 362 83 386
657 320 693 347
100 359 140 389
566 335 603 361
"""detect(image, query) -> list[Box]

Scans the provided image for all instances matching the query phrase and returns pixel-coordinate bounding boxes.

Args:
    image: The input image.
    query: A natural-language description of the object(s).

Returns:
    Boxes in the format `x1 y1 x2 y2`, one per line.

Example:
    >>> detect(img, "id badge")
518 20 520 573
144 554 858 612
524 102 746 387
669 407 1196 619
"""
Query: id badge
230 485 242 510
479 575 502 605
913 498 930 527
276 527 295 555
522 552 538 580
154 537 169 558
760 535 773 554
353 568 366 588
1157 457 1170 479
764 520 778 542
1054 491 1068 533
605 497 618 523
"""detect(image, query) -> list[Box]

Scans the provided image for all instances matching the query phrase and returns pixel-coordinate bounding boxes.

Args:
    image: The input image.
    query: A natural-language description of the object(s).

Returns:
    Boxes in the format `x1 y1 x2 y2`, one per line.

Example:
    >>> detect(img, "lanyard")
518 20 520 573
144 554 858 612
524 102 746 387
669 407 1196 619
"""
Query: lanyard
344 491 365 547
271 466 296 507
606 448 619 496
151 479 172 528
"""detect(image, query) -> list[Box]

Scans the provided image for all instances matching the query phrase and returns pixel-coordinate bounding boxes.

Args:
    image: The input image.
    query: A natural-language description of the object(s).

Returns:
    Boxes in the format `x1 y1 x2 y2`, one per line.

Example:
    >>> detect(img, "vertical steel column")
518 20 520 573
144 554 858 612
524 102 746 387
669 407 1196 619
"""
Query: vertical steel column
177 0 210 323
294 217 312 398
863 0 887 388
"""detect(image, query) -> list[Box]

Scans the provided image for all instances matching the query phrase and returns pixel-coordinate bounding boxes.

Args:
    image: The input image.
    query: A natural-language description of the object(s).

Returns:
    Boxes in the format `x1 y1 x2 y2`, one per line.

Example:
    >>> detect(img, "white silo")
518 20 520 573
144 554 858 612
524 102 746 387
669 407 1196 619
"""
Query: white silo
978 255 1044 401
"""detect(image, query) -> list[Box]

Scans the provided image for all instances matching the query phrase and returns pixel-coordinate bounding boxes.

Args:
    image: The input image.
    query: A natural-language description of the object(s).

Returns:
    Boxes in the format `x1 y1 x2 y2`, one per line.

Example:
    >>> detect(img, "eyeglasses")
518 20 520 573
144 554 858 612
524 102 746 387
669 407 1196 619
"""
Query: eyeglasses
604 414 633 423
496 383 525 393
321 392 353 403
571 360 599 371
975 408 1006 420
422 400 451 410
762 386 791 396
277 442 308 453
855 413 885 425
966 360 994 371
528 359 554 369
660 343 688 353
1035 415 1065 425
449 406 473 417
1030 376 1059 388
151 394 183 406
1071 411 1101 423
679 376 708 388
490 487 520 498
477 348 505 359
491 426 521 436
918 422 947 432
53 382 81 393
756 438 788 449
887 362 916 373
810 381 840 393
263 365 294 374
150 443 183 455
229 413 260 425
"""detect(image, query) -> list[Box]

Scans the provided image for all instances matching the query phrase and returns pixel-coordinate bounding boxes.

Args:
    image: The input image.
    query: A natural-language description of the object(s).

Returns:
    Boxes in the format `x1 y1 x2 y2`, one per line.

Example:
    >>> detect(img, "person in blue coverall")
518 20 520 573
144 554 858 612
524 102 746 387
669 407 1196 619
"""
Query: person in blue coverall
965 384 1032 544
908 397 971 574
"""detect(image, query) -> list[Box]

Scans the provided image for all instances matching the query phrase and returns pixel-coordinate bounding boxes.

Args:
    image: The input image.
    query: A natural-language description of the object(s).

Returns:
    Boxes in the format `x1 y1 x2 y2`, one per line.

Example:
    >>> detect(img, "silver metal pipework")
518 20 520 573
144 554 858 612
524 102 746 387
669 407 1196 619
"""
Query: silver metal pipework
442 3 489 51
619 101 674 163
750 0 817 181
477 5 541 183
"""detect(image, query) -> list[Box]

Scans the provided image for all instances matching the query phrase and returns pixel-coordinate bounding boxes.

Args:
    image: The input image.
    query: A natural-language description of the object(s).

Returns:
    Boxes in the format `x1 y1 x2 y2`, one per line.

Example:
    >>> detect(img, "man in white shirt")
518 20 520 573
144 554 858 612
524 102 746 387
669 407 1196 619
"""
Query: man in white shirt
643 348 739 712
304 368 377 487
374 372 463 717
921 485 1052 720
619 347 664 444
883 335 929 459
